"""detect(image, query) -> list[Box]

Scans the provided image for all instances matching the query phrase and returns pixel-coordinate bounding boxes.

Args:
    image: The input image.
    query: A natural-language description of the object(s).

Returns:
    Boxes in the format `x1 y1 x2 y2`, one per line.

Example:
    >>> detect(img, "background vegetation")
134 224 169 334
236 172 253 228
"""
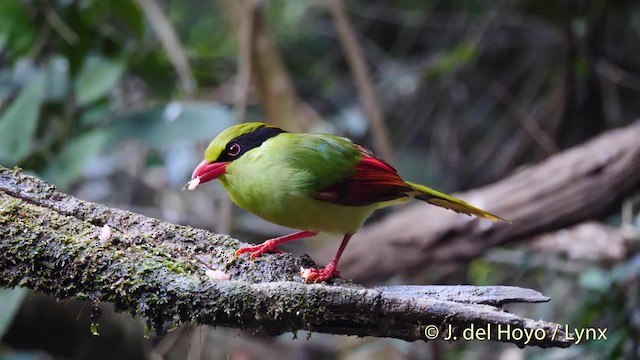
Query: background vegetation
1 0 639 359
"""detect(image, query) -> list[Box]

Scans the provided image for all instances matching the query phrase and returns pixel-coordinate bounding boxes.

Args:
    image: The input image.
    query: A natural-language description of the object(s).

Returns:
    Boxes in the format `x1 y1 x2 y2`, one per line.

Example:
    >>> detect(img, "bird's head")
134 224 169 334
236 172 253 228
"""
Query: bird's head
190 122 286 185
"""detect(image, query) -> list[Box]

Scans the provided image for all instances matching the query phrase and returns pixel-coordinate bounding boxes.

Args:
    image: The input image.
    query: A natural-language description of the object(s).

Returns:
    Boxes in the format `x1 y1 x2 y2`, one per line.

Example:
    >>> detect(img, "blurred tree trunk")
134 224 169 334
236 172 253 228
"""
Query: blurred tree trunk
218 0 321 131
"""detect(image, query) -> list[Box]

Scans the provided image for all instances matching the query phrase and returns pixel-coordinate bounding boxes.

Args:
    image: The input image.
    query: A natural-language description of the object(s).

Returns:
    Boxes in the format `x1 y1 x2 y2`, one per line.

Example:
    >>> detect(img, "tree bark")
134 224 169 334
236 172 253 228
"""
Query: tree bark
0 166 569 348
337 120 640 283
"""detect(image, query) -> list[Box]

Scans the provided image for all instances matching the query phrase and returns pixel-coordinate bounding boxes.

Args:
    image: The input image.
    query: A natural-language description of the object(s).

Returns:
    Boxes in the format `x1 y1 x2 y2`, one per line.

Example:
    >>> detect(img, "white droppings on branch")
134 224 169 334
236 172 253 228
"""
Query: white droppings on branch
205 269 231 280
99 224 112 244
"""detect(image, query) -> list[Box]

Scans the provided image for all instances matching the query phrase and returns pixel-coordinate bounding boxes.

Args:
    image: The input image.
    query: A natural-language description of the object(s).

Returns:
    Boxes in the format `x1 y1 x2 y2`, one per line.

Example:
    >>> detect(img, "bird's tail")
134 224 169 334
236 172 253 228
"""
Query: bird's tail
405 181 507 222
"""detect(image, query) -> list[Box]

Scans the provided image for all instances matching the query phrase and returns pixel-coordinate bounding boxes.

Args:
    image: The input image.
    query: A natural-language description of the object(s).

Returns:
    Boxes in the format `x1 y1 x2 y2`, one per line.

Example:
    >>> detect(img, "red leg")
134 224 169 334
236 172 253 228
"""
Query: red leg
234 231 318 260
300 234 352 283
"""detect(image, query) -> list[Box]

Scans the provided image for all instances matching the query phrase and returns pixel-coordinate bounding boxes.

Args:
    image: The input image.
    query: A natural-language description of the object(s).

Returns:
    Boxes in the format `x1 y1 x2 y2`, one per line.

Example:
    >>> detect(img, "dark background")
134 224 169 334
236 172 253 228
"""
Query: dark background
1 0 639 359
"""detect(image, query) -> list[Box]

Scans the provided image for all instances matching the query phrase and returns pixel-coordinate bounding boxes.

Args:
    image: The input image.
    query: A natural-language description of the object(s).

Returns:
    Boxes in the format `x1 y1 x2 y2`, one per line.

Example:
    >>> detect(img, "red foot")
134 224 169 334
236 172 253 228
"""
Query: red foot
234 239 283 260
300 261 341 283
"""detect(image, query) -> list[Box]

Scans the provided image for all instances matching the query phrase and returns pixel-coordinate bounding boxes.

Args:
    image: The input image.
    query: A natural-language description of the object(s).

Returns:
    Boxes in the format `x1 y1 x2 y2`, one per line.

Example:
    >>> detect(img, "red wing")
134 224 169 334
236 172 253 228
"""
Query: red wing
313 149 413 206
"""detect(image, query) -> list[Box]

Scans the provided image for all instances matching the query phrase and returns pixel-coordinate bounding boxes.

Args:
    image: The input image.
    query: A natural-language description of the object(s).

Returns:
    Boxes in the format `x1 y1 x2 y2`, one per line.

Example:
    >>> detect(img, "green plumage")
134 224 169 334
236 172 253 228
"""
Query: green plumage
201 122 503 233
218 132 380 234
406 182 503 221
192 122 506 282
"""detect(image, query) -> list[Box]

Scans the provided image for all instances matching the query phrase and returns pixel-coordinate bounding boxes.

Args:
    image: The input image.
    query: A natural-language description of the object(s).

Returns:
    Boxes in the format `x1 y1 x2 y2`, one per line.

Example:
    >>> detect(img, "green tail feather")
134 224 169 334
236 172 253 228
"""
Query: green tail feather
405 181 507 222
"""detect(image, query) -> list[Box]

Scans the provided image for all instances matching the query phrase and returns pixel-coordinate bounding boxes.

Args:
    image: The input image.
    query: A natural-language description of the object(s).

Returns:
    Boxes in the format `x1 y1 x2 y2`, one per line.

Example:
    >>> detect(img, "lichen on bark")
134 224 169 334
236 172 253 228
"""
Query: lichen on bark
0 166 571 347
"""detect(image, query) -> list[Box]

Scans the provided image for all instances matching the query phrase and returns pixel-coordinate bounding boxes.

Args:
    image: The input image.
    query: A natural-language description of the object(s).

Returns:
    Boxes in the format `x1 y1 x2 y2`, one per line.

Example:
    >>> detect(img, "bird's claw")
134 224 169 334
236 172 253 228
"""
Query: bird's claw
233 240 283 261
299 264 340 283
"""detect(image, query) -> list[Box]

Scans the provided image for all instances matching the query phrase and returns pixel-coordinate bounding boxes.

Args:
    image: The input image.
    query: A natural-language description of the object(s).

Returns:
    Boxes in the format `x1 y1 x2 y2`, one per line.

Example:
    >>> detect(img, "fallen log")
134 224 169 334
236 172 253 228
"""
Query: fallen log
337 121 640 283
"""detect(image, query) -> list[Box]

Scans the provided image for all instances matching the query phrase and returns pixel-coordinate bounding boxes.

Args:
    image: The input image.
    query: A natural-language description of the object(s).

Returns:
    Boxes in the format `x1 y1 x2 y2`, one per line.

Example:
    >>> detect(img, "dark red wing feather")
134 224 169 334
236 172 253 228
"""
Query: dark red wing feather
313 147 413 206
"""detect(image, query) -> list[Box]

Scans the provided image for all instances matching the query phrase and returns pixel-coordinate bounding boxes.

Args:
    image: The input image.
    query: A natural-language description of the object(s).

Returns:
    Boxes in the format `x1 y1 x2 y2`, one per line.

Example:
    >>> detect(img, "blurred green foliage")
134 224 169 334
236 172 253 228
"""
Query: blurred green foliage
0 73 44 165
0 0 236 189
0 288 27 340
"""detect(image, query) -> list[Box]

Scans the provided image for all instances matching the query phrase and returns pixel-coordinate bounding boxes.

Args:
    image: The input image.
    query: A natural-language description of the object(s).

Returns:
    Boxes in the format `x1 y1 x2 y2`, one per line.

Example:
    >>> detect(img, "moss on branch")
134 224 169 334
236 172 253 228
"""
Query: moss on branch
0 166 570 348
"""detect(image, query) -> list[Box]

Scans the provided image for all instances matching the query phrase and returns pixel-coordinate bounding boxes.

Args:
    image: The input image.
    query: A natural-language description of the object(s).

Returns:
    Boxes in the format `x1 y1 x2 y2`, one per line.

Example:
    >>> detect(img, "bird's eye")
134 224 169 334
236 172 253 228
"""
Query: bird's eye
227 143 241 156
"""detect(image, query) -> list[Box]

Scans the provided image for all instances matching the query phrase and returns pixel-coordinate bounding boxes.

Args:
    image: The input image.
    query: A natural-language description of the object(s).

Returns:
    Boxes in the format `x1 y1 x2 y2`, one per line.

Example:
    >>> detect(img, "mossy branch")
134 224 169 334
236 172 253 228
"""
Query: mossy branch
0 166 570 348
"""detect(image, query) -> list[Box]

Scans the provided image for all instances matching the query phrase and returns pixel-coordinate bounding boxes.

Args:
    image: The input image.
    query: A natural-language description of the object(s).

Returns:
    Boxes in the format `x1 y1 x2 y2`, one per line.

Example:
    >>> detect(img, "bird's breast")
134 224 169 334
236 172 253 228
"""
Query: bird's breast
218 159 375 234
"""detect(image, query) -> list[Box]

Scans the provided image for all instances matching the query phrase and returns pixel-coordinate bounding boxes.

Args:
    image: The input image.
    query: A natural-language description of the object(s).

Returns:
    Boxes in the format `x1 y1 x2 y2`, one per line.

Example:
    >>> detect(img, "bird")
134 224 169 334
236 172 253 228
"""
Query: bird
188 122 505 283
